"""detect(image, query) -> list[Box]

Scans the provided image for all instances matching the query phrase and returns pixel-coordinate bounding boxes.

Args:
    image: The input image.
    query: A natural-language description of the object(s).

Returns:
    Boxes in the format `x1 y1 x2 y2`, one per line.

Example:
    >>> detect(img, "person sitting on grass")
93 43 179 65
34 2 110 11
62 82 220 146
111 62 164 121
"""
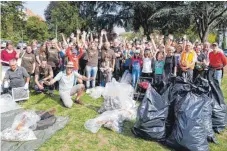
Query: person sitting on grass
34 59 54 96
46 62 93 108
2 59 30 94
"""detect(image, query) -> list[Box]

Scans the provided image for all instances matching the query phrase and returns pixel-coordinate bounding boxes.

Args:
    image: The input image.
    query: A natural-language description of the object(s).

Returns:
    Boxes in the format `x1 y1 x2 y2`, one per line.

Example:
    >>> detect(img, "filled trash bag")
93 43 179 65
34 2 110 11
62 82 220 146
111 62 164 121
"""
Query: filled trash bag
1 111 40 141
84 108 136 133
86 86 105 99
167 76 216 143
207 69 227 133
99 79 135 113
132 85 169 141
120 70 132 84
167 92 213 151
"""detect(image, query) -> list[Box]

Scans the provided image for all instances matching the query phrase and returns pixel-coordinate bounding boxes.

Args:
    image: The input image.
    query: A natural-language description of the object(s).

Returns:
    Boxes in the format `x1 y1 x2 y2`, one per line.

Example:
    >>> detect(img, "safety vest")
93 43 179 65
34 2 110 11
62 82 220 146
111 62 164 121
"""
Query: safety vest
180 50 195 70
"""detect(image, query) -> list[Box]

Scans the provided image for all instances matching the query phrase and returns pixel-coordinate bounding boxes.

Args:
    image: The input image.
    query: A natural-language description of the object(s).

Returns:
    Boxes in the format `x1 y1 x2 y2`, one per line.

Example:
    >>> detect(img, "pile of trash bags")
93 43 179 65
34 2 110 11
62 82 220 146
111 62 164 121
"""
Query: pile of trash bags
85 79 137 133
132 73 226 151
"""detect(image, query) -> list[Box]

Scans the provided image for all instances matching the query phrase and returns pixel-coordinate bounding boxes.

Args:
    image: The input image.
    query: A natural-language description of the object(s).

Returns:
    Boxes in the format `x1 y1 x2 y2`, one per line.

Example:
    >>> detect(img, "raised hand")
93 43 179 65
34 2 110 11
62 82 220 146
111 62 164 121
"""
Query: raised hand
77 29 81 34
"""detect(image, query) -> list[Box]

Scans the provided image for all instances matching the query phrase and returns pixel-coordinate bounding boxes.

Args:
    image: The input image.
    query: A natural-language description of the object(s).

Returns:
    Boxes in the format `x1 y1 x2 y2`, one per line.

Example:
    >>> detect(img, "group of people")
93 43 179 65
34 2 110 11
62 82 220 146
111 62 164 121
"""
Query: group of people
1 29 227 108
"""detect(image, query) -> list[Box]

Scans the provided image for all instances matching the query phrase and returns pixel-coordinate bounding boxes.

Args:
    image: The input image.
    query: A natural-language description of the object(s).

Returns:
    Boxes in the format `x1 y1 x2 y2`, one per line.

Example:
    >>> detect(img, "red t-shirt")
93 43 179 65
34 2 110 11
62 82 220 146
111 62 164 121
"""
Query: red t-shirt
65 47 83 70
1 49 17 65
209 51 227 69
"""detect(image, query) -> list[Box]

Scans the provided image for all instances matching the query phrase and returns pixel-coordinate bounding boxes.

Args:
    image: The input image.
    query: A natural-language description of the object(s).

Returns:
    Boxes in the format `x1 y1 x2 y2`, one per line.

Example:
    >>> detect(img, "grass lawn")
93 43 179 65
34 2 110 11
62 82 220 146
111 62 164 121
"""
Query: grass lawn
20 75 227 151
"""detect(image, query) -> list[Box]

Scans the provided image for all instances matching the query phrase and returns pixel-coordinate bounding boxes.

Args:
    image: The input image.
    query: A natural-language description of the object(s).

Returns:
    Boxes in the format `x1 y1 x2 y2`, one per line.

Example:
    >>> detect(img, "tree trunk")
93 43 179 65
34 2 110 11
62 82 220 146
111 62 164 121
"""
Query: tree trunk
201 26 209 43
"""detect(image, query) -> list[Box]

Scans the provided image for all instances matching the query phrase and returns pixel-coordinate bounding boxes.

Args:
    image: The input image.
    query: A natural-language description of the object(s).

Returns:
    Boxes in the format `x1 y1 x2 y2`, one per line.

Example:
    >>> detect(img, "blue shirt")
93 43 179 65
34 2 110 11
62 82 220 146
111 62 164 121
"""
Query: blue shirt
154 60 165 75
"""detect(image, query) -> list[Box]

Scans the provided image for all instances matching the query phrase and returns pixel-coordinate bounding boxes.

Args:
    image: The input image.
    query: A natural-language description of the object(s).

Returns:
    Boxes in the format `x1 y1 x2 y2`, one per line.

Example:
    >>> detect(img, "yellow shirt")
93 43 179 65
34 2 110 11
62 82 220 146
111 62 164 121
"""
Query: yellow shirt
180 50 196 70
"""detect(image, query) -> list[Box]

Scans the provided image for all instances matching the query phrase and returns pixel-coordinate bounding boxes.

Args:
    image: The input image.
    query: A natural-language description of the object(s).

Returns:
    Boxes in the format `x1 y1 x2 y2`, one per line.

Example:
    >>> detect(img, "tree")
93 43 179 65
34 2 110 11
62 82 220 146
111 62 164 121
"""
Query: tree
191 2 227 42
26 16 49 42
1 1 26 42
151 1 227 42
45 1 85 37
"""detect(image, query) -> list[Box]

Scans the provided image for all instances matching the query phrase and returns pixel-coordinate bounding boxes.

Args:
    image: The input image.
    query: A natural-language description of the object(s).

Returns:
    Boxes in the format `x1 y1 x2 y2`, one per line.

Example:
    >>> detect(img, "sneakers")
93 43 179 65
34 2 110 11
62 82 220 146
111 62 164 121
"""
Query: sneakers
74 99 84 105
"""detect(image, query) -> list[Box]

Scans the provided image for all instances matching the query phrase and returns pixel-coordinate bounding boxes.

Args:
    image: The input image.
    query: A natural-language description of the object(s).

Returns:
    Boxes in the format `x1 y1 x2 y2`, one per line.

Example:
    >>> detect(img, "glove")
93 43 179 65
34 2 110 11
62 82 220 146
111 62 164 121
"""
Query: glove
24 83 29 90
3 81 9 88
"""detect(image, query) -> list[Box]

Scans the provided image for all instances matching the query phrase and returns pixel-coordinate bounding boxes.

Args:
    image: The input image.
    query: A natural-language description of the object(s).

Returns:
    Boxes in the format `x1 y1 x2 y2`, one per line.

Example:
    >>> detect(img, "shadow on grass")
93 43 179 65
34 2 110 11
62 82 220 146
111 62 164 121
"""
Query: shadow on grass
121 120 173 151
85 104 101 112
29 90 64 106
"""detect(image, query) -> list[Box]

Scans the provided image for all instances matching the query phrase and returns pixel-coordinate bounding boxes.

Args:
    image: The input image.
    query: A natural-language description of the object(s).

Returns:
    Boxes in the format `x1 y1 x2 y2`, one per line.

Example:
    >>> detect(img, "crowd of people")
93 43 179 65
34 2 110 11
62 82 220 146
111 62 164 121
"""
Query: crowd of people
1 29 227 108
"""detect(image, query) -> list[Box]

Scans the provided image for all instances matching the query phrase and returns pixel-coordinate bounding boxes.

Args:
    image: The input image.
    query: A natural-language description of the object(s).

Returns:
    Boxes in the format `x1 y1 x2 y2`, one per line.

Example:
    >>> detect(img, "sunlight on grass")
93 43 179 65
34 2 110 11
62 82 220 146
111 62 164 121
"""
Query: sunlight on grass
21 75 227 151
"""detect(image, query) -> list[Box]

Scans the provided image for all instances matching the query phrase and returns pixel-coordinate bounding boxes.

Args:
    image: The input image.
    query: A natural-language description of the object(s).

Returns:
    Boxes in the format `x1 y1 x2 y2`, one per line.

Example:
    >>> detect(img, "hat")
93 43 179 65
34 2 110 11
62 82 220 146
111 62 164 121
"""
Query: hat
135 49 140 54
212 42 218 46
66 62 74 68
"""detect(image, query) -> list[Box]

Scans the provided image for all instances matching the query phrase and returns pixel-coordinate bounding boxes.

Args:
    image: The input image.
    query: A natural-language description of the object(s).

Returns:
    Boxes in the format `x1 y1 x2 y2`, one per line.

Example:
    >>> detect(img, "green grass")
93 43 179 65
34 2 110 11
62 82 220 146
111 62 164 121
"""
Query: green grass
20 75 227 151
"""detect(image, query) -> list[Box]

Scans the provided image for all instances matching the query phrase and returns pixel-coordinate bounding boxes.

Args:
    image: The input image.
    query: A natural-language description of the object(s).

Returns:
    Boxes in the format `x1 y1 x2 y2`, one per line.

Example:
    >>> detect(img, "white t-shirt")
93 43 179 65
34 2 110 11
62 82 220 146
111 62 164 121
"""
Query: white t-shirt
142 58 153 73
54 71 81 92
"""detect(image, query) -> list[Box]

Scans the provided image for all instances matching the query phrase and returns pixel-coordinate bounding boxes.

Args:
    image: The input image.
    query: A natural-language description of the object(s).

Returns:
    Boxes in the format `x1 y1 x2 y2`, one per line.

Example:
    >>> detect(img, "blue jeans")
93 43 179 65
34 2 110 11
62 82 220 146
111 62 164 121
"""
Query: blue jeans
214 70 222 86
132 68 141 88
86 65 98 88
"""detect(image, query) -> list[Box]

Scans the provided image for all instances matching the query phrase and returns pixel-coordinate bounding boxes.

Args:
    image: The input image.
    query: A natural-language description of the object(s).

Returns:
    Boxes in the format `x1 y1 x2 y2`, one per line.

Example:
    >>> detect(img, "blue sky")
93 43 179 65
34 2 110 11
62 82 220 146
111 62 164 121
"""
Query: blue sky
23 1 125 34
23 1 50 20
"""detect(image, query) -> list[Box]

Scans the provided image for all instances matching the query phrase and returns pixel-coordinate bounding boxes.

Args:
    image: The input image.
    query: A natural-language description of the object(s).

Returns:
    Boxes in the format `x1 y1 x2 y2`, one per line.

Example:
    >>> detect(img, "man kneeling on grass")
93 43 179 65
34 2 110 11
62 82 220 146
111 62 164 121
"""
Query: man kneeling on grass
46 62 93 108
34 59 54 96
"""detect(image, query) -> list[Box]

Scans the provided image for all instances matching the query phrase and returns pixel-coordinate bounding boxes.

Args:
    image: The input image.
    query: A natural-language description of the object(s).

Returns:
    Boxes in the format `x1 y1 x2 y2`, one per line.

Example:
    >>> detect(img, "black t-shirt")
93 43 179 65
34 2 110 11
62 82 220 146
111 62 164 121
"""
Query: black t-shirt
164 56 176 74
111 46 121 69
197 53 206 62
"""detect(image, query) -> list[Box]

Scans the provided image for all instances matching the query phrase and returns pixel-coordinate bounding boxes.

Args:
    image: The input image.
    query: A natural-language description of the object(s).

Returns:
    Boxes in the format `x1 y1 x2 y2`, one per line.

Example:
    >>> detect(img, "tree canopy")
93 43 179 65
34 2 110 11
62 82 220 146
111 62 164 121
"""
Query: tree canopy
26 16 49 42
1 1 227 43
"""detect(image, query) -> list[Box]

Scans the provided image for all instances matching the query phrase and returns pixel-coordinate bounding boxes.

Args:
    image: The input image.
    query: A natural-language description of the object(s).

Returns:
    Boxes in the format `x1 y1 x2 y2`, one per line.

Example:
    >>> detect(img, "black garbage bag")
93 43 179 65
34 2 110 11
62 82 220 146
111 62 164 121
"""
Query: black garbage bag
165 76 192 137
167 91 213 151
132 85 169 142
207 69 227 133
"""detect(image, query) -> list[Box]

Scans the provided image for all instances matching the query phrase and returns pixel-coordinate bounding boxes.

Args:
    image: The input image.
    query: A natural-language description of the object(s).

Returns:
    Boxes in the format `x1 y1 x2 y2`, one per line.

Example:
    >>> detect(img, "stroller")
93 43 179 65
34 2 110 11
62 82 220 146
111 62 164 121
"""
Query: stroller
134 76 153 101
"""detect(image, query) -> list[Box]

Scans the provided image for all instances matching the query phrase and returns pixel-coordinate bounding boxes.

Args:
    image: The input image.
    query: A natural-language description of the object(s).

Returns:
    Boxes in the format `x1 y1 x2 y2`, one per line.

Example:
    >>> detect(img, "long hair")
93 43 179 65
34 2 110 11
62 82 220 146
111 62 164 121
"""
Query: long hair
39 45 47 56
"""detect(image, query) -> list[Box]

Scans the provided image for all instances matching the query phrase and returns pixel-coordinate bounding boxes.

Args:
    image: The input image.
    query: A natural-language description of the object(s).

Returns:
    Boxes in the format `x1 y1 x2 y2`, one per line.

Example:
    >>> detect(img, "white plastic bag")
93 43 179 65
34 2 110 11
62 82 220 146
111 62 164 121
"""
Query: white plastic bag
84 108 137 133
120 70 132 84
0 94 21 113
1 128 37 141
1 111 40 141
11 111 41 130
86 86 105 99
100 79 136 113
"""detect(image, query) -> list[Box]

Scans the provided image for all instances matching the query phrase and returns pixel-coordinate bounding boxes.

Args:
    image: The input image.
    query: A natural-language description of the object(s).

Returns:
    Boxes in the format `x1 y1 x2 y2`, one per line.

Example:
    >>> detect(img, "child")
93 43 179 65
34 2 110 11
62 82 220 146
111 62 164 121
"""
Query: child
122 45 134 73
100 57 112 85
153 51 165 84
164 46 177 78
142 49 154 77
131 49 143 88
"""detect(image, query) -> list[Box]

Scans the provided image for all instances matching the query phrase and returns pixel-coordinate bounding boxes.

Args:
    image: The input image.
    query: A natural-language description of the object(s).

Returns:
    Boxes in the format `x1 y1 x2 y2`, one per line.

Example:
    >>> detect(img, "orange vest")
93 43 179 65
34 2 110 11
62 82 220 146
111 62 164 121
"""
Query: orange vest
180 50 195 70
